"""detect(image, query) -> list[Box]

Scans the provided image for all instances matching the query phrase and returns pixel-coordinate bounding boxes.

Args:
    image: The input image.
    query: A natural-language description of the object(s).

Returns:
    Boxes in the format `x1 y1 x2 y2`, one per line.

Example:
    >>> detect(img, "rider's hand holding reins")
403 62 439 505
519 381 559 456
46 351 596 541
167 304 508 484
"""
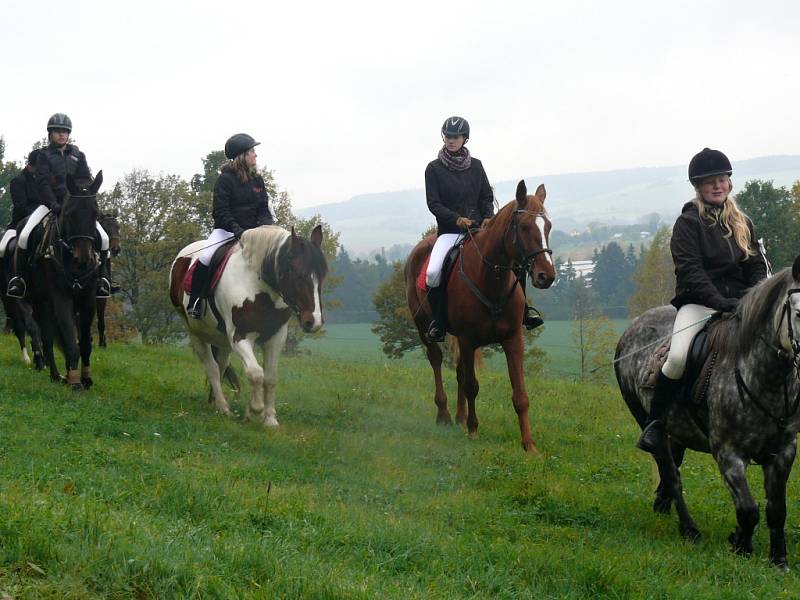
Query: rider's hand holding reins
456 217 474 231
481 218 492 228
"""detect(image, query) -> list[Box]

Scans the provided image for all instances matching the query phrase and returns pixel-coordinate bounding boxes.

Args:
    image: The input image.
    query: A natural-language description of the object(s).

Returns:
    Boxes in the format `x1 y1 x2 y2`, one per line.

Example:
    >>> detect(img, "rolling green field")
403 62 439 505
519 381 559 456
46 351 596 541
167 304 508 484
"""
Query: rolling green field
1 334 799 598
304 320 630 381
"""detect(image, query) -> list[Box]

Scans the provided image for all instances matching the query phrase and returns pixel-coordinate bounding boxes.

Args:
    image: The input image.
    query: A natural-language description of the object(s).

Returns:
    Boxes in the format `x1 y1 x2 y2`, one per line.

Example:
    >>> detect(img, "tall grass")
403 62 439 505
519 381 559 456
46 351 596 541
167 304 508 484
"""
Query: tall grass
0 336 798 598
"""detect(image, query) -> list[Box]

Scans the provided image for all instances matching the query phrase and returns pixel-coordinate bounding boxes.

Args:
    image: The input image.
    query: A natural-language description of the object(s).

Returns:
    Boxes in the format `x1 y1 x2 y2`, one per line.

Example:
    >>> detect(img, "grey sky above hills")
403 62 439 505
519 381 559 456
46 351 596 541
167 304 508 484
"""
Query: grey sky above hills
296 155 800 257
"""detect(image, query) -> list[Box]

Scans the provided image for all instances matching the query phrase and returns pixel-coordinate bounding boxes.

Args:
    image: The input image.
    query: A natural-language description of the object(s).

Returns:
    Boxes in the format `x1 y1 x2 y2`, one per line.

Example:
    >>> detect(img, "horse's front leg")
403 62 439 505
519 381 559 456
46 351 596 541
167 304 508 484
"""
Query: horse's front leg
18 300 44 369
500 331 537 452
52 294 82 389
233 337 267 425
78 298 94 389
716 451 759 556
456 337 479 437
258 324 288 428
763 441 796 569
96 297 107 348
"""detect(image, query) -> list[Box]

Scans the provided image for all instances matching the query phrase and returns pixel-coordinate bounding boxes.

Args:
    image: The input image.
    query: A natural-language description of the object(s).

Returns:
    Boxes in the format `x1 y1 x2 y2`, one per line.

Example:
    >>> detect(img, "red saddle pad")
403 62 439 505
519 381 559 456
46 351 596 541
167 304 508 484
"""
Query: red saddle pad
183 243 237 294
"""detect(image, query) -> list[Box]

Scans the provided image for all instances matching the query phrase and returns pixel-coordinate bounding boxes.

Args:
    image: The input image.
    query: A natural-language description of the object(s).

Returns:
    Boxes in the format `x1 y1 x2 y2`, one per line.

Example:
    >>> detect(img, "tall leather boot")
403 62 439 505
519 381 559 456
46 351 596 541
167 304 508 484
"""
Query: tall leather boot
637 371 682 454
187 262 210 319
6 246 29 299
426 284 447 342
96 251 111 298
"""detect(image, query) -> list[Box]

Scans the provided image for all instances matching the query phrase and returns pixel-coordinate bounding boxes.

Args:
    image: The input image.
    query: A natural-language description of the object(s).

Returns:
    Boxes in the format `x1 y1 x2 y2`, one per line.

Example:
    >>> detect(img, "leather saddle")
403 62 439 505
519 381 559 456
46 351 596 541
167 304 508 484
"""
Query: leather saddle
416 238 469 293
183 239 237 296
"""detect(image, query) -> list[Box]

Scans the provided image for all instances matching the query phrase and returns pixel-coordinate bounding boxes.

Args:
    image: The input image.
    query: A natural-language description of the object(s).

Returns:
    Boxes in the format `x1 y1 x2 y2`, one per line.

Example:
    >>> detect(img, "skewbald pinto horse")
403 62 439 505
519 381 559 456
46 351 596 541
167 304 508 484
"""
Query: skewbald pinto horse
406 180 556 451
170 224 326 427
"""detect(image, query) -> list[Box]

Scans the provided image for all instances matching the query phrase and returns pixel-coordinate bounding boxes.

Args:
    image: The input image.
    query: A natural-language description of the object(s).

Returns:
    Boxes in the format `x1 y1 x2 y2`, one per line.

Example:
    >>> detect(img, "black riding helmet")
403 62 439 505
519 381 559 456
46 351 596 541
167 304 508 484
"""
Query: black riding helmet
688 148 732 184
224 133 260 160
47 113 72 132
441 116 469 141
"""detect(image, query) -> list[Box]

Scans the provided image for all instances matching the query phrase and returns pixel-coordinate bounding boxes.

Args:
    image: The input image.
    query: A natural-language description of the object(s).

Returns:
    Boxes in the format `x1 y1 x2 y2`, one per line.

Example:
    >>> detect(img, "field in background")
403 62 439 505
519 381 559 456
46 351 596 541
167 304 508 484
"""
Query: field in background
1 335 799 597
304 320 630 381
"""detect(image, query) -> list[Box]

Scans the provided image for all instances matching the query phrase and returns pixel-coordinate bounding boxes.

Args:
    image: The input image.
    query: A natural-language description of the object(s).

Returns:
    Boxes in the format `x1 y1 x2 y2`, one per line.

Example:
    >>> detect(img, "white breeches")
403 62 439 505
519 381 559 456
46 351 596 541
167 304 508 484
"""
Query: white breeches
18 205 50 249
0 229 15 257
661 303 717 380
198 228 234 266
426 233 465 288
18 205 109 251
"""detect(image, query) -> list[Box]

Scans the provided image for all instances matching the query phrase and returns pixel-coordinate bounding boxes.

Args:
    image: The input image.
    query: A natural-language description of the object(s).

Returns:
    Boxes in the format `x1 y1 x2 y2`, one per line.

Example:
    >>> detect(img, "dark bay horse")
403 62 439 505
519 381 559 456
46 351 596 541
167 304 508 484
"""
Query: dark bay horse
615 258 800 567
27 173 104 389
95 211 120 347
169 225 327 426
0 238 44 369
405 180 556 452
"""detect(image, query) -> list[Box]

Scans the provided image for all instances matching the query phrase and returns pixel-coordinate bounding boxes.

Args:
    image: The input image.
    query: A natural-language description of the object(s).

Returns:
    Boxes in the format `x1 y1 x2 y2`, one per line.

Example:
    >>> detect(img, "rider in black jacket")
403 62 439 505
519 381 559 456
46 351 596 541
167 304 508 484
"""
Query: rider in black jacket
187 133 274 318
637 148 768 455
7 114 111 299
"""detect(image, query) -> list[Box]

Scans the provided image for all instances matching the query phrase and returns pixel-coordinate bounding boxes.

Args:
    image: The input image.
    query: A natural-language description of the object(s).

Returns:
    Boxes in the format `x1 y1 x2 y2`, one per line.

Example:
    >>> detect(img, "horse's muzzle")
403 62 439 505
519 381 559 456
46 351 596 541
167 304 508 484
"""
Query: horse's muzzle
532 269 555 289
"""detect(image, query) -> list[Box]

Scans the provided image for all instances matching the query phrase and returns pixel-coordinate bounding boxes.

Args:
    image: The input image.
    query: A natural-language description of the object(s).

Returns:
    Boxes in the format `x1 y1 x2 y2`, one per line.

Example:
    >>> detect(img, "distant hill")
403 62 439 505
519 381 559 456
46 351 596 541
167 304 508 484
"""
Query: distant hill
296 155 800 259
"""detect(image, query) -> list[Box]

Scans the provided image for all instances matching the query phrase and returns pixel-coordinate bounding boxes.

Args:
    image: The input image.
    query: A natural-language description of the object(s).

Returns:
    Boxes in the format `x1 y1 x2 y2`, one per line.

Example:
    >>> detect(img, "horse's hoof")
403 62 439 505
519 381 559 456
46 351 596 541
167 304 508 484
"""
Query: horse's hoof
522 441 539 454
728 531 753 556
436 413 452 426
263 418 279 428
34 355 45 371
81 377 93 390
468 430 479 439
680 526 701 543
653 496 672 515
770 557 789 571
70 383 83 392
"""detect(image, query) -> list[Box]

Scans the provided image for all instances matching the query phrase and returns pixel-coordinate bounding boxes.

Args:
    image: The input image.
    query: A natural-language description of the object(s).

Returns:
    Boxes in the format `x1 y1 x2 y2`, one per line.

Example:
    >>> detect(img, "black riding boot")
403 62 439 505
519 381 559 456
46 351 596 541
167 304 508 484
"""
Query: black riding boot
187 262 210 319
96 252 111 298
637 371 682 454
523 305 544 330
426 284 447 342
108 258 120 294
6 246 29 299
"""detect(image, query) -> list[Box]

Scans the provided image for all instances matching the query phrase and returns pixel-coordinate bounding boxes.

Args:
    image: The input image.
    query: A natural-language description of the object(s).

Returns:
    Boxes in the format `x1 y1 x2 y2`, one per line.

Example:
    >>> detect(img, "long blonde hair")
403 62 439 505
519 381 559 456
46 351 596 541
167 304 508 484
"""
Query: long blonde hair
694 178 755 257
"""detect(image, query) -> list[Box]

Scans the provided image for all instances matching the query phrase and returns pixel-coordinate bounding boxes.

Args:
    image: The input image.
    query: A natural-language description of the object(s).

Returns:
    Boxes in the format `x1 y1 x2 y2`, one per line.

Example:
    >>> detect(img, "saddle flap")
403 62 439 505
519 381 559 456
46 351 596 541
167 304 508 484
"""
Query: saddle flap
183 240 237 294
641 338 671 388
416 237 471 291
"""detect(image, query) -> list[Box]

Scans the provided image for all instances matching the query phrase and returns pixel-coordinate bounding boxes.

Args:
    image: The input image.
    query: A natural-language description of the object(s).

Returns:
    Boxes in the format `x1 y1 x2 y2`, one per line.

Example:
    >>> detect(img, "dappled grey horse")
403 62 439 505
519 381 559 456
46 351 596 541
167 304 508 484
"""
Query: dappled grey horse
615 256 800 568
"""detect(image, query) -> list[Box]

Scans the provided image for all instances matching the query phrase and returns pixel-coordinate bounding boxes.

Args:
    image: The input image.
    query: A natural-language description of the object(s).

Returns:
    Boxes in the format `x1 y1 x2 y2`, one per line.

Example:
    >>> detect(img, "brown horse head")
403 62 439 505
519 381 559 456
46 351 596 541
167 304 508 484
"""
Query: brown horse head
64 171 103 268
273 225 327 332
506 180 555 289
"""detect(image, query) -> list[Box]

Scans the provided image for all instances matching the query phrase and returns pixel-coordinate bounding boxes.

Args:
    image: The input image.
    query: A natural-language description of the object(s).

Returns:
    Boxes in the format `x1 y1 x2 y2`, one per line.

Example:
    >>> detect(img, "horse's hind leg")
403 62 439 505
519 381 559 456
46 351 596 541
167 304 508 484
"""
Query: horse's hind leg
653 443 686 514
653 445 700 541
762 443 796 568
189 336 231 416
716 451 758 555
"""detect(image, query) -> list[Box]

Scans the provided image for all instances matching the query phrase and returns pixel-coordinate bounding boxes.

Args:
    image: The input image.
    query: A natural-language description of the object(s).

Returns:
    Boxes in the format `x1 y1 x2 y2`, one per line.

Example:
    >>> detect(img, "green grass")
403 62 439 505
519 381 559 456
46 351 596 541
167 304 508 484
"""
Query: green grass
1 335 800 598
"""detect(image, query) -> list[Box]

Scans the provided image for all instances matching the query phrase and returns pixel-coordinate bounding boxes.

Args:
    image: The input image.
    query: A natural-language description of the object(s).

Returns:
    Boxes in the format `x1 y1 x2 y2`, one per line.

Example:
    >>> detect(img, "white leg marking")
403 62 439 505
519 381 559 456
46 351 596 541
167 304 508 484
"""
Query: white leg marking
189 336 232 416
21 347 32 367
261 323 288 427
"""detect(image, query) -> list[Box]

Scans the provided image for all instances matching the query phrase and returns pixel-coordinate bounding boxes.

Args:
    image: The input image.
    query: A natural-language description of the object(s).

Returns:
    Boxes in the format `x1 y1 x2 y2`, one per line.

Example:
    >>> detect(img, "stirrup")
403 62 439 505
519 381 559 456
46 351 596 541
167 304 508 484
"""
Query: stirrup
96 277 111 299
6 276 26 299
523 305 544 330
187 298 204 319
427 320 446 342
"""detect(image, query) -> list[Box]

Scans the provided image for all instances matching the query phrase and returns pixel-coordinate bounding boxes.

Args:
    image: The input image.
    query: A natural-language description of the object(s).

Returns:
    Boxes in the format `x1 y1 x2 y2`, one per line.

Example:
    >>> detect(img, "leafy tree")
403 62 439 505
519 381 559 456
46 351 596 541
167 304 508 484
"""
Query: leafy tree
629 226 674 317
591 242 633 317
0 136 22 226
571 276 616 382
736 179 800 270
101 169 207 343
372 260 418 358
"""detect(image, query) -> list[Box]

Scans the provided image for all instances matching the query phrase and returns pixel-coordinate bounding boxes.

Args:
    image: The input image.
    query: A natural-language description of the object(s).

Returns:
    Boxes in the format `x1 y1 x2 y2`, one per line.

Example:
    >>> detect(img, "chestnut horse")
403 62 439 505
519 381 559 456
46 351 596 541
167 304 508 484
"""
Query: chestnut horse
406 180 555 451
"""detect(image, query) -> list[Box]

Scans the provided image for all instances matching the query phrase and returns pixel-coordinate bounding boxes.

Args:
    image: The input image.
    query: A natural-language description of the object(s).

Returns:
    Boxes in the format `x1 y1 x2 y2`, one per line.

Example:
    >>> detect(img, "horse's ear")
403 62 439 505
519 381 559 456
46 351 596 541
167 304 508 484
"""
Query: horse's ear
289 225 302 252
515 180 527 204
66 174 78 196
792 255 800 281
310 224 323 247
534 183 546 204
89 170 104 195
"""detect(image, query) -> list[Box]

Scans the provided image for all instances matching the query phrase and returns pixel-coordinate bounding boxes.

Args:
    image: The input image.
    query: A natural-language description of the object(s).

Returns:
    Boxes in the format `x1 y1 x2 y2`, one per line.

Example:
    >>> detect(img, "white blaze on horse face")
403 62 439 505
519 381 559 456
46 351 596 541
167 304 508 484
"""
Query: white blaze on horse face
535 216 553 266
312 273 322 328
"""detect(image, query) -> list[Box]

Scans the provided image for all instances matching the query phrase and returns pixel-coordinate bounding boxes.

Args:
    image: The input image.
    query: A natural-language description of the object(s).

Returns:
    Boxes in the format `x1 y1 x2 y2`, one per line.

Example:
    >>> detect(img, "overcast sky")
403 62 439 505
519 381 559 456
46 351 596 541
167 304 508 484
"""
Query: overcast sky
2 0 798 208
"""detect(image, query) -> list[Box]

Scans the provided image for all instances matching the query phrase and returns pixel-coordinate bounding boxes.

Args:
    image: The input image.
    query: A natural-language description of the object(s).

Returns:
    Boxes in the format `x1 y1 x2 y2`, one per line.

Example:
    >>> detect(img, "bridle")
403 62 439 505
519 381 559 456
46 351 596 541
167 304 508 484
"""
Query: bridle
47 193 101 291
459 208 552 320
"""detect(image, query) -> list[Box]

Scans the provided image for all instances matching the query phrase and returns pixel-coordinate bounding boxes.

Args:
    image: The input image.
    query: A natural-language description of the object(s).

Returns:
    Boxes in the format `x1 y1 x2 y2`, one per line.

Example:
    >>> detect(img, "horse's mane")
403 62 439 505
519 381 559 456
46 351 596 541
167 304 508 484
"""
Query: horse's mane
239 225 327 288
708 268 794 356
239 225 289 268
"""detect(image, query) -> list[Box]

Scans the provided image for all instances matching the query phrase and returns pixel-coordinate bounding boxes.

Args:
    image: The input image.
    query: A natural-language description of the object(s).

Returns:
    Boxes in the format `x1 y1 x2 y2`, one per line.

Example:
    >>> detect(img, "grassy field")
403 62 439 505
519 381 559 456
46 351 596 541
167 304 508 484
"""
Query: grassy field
1 334 800 598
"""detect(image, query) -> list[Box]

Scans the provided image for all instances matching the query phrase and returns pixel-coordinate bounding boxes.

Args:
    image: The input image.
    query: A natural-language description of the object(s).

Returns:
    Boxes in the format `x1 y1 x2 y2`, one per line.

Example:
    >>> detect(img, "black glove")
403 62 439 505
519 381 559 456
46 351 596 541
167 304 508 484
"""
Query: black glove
232 226 244 240
51 203 62 216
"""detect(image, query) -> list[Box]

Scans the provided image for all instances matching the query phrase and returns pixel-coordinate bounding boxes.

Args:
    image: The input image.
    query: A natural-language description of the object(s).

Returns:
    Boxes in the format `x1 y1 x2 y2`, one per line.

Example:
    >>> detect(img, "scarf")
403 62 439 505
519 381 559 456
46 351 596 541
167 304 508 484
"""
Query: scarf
438 145 472 172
